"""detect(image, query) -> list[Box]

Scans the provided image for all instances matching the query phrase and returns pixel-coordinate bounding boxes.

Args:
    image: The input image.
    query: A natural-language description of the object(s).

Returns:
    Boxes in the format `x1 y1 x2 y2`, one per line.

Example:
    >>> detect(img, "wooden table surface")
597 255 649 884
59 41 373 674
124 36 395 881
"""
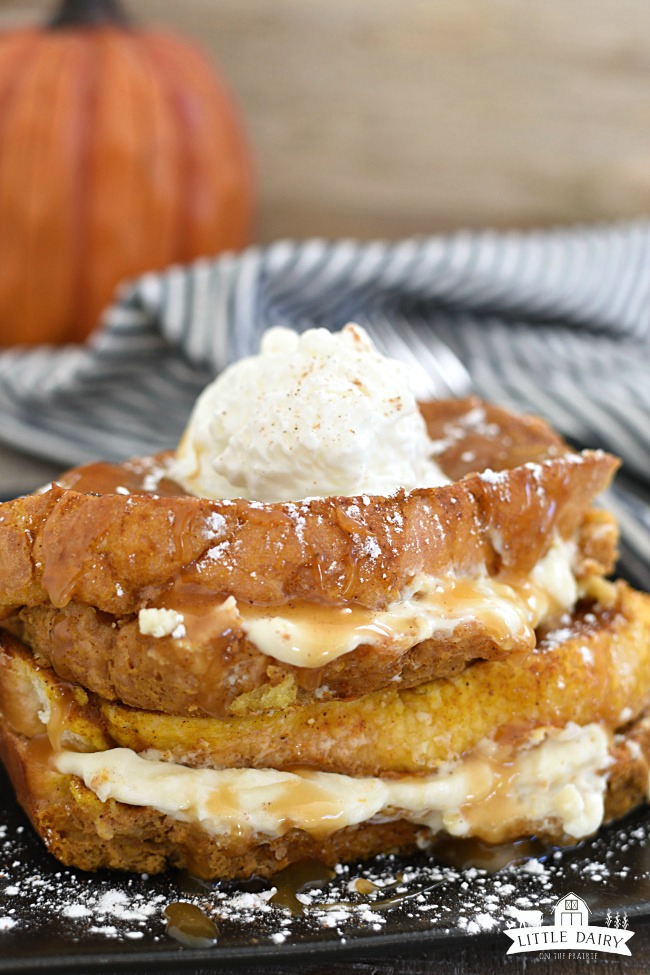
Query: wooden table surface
4 0 650 243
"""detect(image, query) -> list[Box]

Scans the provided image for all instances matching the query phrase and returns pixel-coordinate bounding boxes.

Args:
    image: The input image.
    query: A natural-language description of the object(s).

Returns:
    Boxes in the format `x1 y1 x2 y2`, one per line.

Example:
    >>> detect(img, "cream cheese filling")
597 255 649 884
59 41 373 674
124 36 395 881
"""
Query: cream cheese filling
241 535 580 667
139 535 578 668
55 722 609 843
239 576 533 668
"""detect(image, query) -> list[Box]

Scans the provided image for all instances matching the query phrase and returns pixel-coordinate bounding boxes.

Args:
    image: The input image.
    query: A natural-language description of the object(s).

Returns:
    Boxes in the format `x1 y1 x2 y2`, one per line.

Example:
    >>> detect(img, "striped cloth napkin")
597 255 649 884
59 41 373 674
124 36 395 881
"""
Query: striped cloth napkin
0 221 648 585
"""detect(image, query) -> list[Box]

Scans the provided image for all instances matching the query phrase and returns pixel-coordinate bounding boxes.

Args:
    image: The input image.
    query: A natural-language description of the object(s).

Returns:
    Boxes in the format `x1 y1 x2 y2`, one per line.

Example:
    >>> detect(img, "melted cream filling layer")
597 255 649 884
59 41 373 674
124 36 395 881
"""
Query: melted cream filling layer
55 722 609 843
139 536 578 668
238 535 578 667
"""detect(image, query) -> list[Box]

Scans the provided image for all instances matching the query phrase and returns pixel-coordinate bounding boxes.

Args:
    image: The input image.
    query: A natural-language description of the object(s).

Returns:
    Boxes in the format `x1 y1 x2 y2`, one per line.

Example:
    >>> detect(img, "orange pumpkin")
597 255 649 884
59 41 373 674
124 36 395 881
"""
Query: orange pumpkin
0 0 254 346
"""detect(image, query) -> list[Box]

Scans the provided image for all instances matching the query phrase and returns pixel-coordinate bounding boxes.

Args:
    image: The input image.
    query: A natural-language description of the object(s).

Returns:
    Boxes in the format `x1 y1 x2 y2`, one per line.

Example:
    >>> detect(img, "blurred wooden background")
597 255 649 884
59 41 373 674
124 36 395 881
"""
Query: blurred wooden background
2 0 650 242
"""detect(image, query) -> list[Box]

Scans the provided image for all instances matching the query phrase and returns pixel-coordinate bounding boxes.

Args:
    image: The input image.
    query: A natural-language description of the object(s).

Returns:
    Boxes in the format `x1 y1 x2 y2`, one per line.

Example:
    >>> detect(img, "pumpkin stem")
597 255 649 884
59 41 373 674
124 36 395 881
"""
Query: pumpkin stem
48 0 132 29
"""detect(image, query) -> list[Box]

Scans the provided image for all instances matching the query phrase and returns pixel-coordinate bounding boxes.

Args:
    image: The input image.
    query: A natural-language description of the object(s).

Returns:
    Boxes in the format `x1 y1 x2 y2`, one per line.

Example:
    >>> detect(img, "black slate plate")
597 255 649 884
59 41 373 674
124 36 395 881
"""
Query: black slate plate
2 751 650 974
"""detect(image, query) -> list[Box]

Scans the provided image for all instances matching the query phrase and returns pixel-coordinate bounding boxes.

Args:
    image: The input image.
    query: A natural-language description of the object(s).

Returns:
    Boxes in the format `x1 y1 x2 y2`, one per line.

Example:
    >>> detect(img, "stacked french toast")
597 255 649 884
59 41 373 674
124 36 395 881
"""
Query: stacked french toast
1 390 649 880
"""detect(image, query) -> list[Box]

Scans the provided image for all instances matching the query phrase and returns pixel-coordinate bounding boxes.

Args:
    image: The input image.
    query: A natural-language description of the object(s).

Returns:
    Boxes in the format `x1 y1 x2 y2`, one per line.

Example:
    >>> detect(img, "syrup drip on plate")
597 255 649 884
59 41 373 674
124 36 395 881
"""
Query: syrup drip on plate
269 859 336 915
163 901 219 948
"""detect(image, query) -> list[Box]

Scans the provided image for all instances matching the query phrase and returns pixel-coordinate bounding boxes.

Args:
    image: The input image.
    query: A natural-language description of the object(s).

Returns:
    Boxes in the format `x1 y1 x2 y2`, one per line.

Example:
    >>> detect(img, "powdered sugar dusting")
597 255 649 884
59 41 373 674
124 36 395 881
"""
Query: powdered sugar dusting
284 503 307 547
205 512 227 539
478 468 508 486
362 537 382 560
429 406 501 457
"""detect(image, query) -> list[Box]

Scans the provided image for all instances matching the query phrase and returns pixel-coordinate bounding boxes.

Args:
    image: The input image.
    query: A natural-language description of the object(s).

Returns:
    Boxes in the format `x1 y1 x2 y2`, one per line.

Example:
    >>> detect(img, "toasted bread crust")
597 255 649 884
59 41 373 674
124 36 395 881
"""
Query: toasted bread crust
0 450 617 615
418 397 566 480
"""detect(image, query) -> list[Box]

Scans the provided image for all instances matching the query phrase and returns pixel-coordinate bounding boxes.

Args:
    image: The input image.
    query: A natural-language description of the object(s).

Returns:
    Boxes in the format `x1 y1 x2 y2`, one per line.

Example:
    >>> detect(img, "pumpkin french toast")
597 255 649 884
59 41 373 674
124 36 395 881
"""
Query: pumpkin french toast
0 325 648 880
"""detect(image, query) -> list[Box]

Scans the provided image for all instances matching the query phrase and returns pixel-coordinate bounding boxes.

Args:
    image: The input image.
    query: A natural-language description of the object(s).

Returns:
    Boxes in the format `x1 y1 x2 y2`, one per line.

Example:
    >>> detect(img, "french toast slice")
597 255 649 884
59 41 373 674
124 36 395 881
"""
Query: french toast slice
0 447 617 617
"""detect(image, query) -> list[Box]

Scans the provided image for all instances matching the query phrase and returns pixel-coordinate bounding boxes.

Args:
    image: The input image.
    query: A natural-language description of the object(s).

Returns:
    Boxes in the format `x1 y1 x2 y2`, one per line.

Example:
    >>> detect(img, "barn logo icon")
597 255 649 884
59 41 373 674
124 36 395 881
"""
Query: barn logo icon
503 892 634 956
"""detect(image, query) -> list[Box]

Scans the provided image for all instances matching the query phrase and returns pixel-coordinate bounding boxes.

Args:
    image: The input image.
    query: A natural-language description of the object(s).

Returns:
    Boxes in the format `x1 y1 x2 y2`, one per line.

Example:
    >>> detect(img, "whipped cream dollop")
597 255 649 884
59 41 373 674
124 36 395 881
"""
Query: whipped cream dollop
169 323 448 502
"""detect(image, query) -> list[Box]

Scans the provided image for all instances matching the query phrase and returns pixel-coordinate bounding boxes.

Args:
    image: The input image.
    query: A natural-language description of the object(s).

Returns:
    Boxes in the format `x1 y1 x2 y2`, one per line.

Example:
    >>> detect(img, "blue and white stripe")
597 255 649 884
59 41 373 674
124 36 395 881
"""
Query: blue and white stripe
0 220 648 584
